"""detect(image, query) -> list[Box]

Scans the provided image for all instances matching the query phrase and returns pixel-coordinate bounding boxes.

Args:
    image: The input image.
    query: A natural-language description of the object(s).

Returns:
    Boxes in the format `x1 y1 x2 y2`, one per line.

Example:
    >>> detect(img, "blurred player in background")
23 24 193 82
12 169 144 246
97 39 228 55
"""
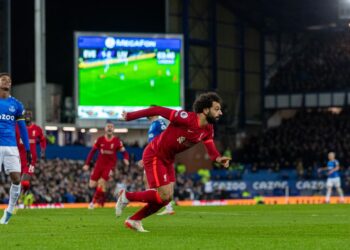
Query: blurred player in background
318 152 345 203
145 110 175 216
83 122 129 209
16 110 46 194
116 92 231 232
0 73 31 224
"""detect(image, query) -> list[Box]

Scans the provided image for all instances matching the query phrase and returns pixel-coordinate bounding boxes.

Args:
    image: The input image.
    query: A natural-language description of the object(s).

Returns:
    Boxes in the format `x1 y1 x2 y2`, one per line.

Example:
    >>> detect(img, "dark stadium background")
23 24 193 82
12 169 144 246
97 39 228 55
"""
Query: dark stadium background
10 0 165 96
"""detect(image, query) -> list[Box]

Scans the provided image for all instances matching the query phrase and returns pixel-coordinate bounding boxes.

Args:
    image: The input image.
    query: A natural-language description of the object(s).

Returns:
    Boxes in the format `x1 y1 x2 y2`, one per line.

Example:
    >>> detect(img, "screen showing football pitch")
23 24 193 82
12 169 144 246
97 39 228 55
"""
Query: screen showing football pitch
75 32 183 119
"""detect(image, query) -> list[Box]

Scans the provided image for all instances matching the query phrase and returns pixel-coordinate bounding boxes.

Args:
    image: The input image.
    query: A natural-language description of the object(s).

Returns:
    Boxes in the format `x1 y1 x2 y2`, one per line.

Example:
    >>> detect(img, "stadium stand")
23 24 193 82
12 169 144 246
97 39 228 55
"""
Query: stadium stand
0 155 348 203
237 109 350 170
267 31 350 93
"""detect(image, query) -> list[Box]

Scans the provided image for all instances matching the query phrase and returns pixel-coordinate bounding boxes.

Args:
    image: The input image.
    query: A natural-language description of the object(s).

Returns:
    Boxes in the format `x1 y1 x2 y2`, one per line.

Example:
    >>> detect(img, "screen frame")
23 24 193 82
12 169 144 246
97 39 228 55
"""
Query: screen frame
74 31 184 122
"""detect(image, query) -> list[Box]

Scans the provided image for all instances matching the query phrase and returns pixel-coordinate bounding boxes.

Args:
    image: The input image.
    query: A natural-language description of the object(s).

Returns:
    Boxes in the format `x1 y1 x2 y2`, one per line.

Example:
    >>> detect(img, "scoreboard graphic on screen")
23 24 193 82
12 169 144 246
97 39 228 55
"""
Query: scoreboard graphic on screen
75 32 184 119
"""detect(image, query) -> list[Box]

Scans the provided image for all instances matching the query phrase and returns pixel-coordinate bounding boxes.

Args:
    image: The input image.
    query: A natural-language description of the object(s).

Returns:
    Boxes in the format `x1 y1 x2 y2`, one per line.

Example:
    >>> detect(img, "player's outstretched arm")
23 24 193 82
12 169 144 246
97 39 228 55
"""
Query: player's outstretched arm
120 147 130 166
203 139 231 168
84 147 98 170
317 167 328 173
17 119 32 166
122 107 175 121
17 119 30 151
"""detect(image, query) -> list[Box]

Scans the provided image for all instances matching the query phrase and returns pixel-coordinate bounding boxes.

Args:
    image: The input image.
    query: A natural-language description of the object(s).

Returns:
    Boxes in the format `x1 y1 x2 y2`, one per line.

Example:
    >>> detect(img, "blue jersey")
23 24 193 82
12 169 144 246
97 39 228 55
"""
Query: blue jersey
0 96 25 146
327 160 340 178
148 119 167 142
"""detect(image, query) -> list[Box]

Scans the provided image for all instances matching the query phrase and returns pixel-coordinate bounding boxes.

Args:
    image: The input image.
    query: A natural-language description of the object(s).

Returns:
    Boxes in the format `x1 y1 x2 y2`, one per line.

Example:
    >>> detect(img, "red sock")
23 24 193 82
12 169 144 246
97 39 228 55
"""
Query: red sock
92 187 103 203
130 200 169 221
126 189 163 204
21 180 30 193
98 192 106 207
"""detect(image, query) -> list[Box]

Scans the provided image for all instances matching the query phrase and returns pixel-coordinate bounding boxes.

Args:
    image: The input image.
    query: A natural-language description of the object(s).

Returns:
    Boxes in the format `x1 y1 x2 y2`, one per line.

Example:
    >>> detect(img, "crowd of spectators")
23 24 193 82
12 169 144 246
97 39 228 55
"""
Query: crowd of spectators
0 154 349 204
0 159 215 204
237 109 350 173
2 108 350 205
267 31 350 93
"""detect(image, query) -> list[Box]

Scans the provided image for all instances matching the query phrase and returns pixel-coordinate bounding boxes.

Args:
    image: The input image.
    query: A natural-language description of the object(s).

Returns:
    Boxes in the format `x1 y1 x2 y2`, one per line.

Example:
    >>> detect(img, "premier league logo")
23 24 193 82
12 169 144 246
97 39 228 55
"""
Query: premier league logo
180 111 188 119
9 105 15 113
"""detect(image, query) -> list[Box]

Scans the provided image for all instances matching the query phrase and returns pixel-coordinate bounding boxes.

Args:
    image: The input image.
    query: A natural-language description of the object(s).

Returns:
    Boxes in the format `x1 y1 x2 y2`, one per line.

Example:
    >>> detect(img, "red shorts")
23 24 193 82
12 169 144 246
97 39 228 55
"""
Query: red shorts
142 144 175 189
19 151 35 176
90 164 114 181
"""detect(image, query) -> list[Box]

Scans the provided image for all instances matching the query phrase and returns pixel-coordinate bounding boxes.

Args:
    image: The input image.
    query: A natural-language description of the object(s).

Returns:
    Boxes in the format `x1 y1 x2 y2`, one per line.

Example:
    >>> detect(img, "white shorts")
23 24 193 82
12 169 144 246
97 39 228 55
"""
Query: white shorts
0 146 21 174
326 177 341 188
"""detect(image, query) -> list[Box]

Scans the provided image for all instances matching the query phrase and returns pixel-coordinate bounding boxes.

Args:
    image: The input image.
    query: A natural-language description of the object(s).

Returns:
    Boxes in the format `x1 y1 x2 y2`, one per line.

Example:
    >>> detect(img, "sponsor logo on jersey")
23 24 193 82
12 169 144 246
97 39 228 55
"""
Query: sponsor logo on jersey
9 105 15 113
0 114 15 121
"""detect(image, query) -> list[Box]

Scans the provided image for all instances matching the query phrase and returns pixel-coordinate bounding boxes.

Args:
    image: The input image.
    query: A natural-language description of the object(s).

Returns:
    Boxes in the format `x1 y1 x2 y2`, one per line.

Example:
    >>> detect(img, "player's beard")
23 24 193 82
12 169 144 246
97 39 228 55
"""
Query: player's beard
205 112 219 124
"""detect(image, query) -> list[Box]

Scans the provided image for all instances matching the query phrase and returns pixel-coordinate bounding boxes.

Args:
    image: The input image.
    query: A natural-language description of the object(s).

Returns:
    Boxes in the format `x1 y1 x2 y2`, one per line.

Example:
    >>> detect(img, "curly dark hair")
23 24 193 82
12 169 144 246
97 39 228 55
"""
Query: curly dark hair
192 92 222 113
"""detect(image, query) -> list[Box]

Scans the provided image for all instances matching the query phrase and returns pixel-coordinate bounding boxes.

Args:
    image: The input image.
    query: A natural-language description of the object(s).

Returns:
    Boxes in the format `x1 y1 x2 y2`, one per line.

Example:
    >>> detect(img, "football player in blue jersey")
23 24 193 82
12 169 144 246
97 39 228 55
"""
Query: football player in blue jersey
318 152 345 203
0 73 32 224
147 113 167 143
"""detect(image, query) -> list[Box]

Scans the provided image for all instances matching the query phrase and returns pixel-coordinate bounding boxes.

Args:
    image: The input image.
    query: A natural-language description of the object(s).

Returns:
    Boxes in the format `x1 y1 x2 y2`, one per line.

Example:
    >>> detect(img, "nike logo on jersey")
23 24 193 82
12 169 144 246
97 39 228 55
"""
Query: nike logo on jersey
187 129 194 133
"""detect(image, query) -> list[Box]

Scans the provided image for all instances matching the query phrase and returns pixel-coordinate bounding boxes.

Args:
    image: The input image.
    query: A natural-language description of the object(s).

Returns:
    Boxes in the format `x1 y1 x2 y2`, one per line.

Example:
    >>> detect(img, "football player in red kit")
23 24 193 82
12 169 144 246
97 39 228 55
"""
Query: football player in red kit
116 92 231 232
83 122 129 208
15 110 46 193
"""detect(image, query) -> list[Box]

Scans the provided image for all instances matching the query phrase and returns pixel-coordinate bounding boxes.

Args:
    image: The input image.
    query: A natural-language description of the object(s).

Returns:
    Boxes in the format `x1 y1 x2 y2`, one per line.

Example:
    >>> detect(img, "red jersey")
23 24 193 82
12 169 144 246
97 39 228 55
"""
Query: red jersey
126 107 221 163
16 123 46 165
85 135 129 168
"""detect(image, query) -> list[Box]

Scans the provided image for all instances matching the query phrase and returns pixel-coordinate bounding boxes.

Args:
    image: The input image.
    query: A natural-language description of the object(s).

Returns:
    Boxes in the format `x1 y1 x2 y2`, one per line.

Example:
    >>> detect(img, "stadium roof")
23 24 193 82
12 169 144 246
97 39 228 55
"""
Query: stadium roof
219 0 340 32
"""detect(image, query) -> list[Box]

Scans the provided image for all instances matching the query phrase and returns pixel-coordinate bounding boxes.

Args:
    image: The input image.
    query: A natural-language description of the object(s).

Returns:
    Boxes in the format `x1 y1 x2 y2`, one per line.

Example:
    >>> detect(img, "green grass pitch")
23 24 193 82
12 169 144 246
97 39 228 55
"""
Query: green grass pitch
78 55 181 107
0 205 349 250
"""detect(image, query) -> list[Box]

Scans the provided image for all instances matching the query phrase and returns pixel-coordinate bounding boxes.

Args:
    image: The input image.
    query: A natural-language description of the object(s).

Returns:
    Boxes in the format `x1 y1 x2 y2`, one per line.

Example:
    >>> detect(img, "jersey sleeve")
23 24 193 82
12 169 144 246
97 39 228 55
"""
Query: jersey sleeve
169 110 193 126
117 139 124 150
85 138 100 165
117 139 129 160
202 126 221 161
37 126 47 149
126 106 175 121
15 124 21 145
15 100 25 121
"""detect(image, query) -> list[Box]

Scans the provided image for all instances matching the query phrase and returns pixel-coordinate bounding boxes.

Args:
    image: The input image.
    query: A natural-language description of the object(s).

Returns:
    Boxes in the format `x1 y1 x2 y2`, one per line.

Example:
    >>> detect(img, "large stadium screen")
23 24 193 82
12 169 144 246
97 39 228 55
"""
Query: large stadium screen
75 32 184 119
